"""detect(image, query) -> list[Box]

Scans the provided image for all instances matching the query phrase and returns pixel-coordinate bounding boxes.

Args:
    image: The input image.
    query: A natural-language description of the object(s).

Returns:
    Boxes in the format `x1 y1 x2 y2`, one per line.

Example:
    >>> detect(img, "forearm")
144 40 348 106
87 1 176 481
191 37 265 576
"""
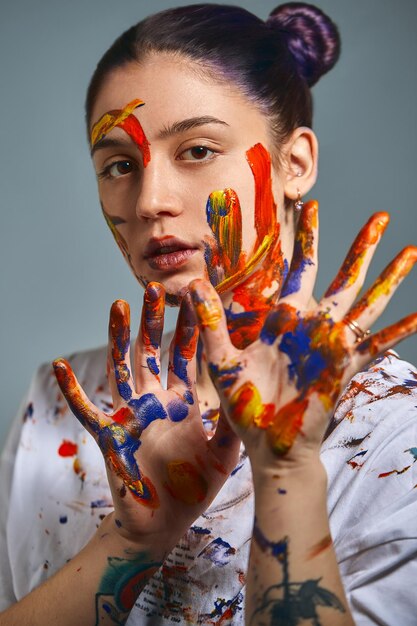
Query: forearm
0 513 171 626
247 459 355 626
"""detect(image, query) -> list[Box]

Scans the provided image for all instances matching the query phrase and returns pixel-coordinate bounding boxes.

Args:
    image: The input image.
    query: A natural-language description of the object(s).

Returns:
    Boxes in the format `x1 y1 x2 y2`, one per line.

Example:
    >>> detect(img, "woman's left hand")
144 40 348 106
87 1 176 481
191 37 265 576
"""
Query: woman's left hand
189 200 417 472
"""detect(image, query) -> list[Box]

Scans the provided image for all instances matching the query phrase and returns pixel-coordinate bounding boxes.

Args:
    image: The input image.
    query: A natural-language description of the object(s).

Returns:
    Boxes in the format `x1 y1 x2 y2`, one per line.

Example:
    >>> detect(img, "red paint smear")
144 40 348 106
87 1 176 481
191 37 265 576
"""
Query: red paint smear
58 439 78 457
113 407 132 425
119 115 151 167
246 143 276 249
119 566 159 611
229 144 284 348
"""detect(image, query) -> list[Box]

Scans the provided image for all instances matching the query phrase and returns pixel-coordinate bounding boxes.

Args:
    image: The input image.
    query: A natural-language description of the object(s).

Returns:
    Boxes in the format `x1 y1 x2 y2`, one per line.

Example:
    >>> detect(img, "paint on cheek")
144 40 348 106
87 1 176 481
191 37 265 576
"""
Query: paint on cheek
246 143 277 248
164 460 208 505
91 99 151 167
206 188 243 276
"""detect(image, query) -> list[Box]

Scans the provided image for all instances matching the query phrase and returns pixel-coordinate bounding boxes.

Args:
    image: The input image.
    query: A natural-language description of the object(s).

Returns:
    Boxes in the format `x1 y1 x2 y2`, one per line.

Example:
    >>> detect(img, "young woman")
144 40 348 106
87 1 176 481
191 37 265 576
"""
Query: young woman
1 3 416 625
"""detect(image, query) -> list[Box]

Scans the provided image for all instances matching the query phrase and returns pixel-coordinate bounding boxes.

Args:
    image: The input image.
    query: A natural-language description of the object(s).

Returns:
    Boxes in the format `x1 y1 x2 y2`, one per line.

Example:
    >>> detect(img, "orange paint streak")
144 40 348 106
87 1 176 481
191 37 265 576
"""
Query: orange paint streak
190 281 224 331
307 534 333 560
229 381 275 430
246 143 277 249
165 460 208 505
350 246 417 319
267 398 308 455
325 212 389 297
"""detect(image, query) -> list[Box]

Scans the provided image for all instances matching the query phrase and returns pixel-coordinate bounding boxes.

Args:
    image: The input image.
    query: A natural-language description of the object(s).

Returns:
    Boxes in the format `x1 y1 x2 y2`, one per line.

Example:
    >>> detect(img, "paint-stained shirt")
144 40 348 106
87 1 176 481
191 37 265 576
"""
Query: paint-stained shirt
0 347 416 624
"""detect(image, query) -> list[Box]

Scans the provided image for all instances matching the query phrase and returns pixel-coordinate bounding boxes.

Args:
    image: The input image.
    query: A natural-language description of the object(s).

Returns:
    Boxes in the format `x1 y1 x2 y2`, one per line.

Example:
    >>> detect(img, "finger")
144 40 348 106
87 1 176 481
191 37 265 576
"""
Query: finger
347 245 417 328
135 282 165 386
167 293 198 397
280 200 318 307
189 279 241 394
320 212 389 317
108 300 135 407
355 312 417 362
53 358 109 437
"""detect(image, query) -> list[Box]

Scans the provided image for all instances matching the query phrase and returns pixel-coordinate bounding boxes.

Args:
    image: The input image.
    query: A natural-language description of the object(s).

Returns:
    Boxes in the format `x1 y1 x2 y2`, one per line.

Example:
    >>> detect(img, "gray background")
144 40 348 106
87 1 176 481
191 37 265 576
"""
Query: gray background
1 0 416 450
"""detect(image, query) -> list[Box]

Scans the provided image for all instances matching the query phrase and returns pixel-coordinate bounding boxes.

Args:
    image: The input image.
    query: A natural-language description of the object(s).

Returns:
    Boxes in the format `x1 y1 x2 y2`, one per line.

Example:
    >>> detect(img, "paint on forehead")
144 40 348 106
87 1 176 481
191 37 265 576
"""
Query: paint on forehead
91 98 151 167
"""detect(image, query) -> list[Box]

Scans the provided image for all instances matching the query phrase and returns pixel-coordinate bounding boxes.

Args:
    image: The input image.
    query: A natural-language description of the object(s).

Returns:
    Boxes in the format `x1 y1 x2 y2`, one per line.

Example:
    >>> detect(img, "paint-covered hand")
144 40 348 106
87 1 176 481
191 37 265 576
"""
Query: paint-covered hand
189 200 417 469
53 283 239 544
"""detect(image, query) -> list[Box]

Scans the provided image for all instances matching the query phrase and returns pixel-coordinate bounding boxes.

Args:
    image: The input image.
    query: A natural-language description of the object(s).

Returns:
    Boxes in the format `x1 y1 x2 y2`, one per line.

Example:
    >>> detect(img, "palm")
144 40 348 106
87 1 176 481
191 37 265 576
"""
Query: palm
54 284 239 540
190 201 417 465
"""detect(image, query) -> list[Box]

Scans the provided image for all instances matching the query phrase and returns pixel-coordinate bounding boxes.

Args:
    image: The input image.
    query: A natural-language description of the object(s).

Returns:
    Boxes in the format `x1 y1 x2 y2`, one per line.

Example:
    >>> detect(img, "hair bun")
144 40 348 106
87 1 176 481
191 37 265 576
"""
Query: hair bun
266 2 340 87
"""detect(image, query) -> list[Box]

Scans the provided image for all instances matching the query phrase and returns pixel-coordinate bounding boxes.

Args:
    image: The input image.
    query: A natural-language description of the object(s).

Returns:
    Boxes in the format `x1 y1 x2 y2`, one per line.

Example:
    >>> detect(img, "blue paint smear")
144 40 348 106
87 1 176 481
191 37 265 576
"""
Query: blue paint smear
184 389 194 405
59 515 68 524
129 393 167 429
280 240 314 298
173 345 189 385
198 537 236 567
279 327 327 391
146 356 160 376
116 380 132 402
167 398 188 422
260 309 281 345
203 241 221 287
407 447 417 461
206 194 228 220
191 525 211 535
231 461 245 476
91 499 113 508
209 361 242 389
23 402 34 421
253 518 287 560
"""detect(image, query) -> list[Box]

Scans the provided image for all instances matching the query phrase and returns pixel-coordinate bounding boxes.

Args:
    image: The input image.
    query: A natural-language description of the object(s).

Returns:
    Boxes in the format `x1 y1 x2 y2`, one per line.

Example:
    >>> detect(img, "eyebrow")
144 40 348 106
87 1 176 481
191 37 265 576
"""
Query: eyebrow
90 137 135 157
90 115 229 157
157 116 229 139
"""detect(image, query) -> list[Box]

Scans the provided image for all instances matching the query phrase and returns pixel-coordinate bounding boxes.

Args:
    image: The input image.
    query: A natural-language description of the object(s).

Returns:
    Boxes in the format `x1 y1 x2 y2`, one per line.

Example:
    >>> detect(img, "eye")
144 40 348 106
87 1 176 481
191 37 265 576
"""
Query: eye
99 160 136 180
178 146 216 162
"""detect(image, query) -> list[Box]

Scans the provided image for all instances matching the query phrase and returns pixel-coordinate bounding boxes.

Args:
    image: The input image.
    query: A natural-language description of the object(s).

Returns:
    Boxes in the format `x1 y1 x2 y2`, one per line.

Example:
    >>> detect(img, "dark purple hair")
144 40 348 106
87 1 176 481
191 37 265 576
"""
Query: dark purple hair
86 3 340 151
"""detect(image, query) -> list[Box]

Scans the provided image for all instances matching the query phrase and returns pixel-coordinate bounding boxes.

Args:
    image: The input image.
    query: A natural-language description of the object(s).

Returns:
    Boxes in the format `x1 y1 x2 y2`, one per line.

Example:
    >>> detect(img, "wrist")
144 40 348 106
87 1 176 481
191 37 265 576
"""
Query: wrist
97 513 175 563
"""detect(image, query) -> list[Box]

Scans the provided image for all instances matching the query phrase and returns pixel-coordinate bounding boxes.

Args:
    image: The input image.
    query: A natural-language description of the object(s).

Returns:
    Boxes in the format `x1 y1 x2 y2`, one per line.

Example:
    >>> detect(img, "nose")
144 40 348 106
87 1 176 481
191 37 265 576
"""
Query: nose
135 159 183 220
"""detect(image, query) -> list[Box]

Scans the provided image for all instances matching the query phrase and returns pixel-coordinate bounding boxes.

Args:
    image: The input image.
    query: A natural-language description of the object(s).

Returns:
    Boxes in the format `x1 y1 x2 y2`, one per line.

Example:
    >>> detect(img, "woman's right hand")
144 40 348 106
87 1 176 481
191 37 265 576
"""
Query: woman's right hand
53 283 240 549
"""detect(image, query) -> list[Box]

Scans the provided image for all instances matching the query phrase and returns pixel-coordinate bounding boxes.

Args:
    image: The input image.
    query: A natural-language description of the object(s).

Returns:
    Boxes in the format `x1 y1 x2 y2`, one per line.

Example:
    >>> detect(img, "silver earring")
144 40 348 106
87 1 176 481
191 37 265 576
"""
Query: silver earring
294 189 304 212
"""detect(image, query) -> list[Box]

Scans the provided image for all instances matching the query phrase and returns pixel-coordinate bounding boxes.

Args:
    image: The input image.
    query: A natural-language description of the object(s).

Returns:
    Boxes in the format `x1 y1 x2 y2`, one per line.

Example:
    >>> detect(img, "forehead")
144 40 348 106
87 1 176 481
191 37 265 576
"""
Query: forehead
90 54 269 138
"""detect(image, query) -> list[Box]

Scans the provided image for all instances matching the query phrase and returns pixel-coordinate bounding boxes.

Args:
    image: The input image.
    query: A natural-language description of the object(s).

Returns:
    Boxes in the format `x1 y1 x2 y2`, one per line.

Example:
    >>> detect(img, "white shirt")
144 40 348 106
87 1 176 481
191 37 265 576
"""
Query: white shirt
0 346 416 625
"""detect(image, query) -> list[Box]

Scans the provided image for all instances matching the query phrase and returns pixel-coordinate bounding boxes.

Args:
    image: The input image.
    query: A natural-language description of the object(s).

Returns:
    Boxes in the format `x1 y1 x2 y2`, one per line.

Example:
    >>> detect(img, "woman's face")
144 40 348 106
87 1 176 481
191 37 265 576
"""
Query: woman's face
90 54 293 303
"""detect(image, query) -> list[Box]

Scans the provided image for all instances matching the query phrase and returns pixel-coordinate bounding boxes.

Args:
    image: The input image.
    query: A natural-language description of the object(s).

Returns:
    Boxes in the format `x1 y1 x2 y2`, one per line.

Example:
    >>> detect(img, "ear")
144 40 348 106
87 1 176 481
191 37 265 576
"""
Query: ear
282 127 318 200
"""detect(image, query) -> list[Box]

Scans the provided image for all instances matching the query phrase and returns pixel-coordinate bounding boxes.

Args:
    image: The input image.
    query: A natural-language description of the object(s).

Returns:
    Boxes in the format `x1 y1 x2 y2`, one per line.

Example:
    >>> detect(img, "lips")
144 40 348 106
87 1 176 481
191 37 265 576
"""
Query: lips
144 236 198 271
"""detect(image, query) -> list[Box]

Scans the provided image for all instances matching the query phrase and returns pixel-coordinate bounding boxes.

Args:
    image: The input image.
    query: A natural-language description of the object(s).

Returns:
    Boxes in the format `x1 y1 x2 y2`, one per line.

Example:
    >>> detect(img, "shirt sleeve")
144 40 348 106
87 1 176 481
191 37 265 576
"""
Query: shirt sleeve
321 353 417 625
0 395 28 609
